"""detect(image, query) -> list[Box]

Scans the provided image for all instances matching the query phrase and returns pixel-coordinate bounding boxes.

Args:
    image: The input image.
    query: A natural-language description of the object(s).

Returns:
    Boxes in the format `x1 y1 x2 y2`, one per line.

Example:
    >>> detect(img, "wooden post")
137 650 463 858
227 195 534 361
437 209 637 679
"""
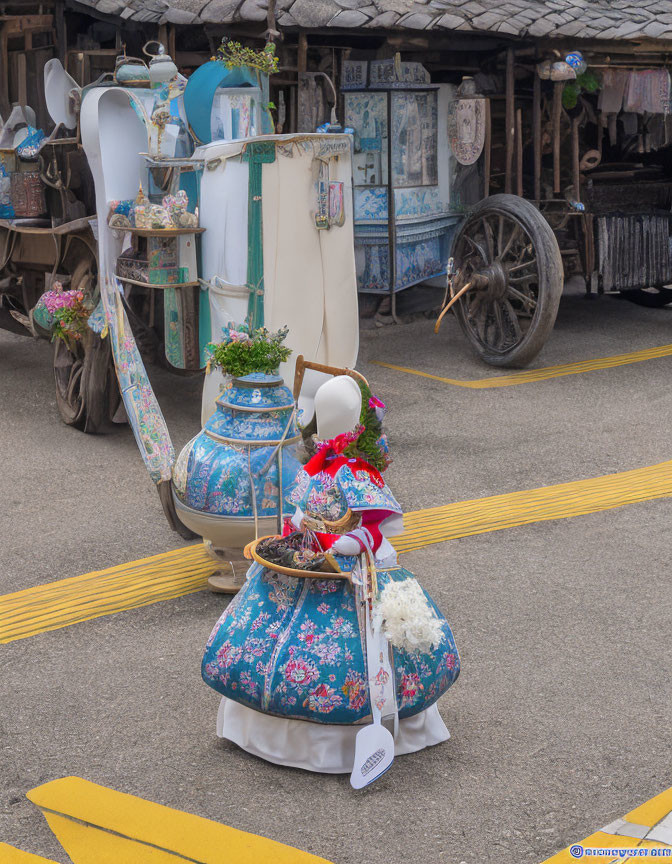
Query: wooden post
515 107 523 197
0 27 8 118
552 81 563 195
533 71 541 201
505 48 514 194
55 0 67 64
483 97 491 198
297 32 309 132
18 53 27 107
571 115 580 202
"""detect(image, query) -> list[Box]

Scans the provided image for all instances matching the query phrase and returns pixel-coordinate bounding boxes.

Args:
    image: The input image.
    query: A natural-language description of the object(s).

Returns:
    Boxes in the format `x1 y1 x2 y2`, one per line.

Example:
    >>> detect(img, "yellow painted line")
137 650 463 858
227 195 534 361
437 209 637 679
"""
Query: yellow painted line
374 342 672 388
27 776 334 864
542 785 672 861
0 843 59 863
394 458 672 553
3 458 672 644
0 545 214 645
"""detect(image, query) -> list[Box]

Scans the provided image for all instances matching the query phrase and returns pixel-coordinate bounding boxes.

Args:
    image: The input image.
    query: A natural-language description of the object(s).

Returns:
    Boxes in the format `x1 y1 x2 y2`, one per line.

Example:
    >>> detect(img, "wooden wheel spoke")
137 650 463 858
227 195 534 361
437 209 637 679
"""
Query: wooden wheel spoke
464 232 490 266
508 257 537 274
507 285 538 309
497 214 505 253
500 300 523 341
509 273 539 285
499 222 522 260
481 217 495 264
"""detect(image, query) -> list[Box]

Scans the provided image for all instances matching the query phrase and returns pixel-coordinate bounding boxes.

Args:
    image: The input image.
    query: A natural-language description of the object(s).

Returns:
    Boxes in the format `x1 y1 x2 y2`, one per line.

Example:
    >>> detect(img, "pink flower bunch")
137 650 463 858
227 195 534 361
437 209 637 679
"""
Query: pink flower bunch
42 288 85 314
368 394 387 422
315 423 364 456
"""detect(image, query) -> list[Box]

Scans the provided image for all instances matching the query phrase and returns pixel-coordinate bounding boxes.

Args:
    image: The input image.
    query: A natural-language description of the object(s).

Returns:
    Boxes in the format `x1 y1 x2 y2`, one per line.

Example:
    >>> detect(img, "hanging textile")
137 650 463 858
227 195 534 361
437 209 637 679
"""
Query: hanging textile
92 272 175 483
243 140 276 329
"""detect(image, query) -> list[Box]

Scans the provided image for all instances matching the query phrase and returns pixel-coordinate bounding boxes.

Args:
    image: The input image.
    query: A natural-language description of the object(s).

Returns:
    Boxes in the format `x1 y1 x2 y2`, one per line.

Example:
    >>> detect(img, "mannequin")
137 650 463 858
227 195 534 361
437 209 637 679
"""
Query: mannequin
201 377 460 779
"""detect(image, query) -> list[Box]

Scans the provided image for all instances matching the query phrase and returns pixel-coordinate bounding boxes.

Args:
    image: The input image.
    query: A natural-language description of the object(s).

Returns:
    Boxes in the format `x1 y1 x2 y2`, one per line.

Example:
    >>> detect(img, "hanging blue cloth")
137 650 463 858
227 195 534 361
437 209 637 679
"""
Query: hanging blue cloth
183 61 273 144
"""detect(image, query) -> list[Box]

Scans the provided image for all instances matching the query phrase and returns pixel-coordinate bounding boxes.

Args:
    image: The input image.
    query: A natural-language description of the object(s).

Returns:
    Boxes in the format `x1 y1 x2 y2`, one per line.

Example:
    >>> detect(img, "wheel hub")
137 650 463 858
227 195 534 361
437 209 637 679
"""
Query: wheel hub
472 260 508 300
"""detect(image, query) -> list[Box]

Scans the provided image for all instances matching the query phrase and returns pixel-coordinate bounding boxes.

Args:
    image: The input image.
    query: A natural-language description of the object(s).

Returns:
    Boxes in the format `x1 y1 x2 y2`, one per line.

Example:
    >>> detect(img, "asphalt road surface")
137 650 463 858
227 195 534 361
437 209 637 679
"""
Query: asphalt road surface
2 281 672 863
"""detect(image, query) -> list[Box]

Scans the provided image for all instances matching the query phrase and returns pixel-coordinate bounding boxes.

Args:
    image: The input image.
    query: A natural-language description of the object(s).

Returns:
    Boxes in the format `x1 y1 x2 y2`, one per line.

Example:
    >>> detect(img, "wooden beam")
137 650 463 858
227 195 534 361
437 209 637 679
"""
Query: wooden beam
515 106 523 197
483 97 491 198
54 0 67 64
297 32 310 133
17 52 27 107
0 27 10 119
552 81 563 195
505 47 514 194
571 115 580 202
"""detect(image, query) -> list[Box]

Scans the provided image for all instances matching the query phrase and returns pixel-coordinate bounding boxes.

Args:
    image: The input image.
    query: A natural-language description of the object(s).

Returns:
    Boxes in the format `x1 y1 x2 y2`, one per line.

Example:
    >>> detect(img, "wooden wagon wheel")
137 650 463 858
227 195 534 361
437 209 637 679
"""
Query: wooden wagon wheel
52 238 121 433
450 194 564 368
54 330 120 433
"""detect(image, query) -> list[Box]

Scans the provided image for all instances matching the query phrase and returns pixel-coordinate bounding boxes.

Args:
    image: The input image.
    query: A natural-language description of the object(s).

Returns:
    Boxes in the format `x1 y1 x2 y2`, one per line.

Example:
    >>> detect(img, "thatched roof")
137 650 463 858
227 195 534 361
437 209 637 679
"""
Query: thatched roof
76 0 672 40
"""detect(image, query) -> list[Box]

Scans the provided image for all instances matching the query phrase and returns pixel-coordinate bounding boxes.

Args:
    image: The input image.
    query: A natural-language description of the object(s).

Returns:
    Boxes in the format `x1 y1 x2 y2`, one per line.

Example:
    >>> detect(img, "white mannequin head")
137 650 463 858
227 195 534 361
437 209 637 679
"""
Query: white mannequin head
314 375 362 440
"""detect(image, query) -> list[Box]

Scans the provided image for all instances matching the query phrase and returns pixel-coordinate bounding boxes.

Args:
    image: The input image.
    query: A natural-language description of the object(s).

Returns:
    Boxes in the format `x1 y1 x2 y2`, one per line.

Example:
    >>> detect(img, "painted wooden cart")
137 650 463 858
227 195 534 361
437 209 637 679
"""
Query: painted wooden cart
437 48 672 368
0 124 122 432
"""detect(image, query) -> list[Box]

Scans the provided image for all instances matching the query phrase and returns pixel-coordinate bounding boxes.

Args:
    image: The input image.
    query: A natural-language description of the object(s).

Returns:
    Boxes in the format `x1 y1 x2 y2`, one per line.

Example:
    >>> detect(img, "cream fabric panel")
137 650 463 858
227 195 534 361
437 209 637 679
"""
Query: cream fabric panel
197 135 359 424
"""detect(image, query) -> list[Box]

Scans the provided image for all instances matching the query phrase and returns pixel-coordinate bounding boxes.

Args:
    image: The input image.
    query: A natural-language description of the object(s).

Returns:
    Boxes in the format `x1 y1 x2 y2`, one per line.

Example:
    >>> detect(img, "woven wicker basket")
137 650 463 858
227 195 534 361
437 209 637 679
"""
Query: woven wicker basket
245 535 351 581
10 171 46 217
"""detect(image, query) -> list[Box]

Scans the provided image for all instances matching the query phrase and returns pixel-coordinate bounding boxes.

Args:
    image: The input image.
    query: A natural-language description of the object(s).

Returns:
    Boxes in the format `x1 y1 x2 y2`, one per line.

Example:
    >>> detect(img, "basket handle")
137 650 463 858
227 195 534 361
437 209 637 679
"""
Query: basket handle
293 355 368 401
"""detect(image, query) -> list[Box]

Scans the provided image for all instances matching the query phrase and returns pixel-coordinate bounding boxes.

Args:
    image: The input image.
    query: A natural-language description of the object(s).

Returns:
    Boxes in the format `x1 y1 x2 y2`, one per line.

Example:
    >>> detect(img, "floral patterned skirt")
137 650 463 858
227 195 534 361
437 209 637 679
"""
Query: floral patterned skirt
202 562 460 725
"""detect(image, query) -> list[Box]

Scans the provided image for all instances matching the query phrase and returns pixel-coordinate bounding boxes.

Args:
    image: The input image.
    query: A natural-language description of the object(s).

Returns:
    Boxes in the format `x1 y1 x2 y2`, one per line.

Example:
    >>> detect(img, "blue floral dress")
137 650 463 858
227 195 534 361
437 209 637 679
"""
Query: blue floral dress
202 459 460 725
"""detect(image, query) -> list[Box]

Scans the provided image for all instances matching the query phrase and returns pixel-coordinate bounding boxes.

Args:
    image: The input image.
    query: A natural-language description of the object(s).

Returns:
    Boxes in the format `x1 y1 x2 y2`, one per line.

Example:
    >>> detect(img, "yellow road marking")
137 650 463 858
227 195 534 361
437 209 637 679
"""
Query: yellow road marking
0 843 59 863
0 545 214 645
542 785 672 861
28 776 334 864
3 458 672 644
374 342 672 388
395 458 672 553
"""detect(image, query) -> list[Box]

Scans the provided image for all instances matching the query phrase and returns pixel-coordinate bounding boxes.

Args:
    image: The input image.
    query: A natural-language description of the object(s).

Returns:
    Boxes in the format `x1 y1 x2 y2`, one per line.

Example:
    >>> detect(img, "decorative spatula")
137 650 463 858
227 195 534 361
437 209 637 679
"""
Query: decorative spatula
350 553 396 789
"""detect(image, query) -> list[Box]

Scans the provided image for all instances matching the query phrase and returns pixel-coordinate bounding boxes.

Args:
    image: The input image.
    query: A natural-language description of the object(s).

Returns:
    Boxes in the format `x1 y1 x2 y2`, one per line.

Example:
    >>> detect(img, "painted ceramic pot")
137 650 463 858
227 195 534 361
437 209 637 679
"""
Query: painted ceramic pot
172 372 302 550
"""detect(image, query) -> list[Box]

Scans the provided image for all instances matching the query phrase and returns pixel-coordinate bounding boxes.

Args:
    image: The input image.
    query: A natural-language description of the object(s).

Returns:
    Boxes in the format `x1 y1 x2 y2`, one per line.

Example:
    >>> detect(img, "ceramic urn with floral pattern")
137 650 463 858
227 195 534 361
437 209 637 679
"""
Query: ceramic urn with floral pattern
171 372 302 551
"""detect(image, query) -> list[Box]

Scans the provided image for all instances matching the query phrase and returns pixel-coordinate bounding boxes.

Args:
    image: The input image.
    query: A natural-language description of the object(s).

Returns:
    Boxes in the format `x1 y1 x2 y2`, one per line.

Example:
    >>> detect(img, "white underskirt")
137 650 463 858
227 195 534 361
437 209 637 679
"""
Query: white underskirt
216 697 450 774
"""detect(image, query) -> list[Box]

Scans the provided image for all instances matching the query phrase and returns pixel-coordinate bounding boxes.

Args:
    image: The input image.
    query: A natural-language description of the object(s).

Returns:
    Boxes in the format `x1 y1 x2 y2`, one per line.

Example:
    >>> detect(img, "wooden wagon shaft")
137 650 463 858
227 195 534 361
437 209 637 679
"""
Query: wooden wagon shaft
505 49 515 194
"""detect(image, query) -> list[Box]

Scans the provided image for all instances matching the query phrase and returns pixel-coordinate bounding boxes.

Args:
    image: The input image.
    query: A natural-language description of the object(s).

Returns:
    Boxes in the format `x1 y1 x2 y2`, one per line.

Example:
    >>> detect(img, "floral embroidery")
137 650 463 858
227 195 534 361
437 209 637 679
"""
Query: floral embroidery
216 641 243 669
281 656 319 688
297 620 321 647
239 670 260 699
326 615 356 639
443 652 458 671
342 669 368 711
251 612 270 632
203 661 219 679
311 580 340 596
400 672 424 707
311 640 341 665
317 602 330 614
303 683 343 714
242 637 270 662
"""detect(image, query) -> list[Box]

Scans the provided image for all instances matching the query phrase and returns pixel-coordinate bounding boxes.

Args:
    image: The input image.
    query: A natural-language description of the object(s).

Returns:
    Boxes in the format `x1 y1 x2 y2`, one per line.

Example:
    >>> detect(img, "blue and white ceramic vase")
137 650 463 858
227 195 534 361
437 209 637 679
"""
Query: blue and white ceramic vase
172 372 302 551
